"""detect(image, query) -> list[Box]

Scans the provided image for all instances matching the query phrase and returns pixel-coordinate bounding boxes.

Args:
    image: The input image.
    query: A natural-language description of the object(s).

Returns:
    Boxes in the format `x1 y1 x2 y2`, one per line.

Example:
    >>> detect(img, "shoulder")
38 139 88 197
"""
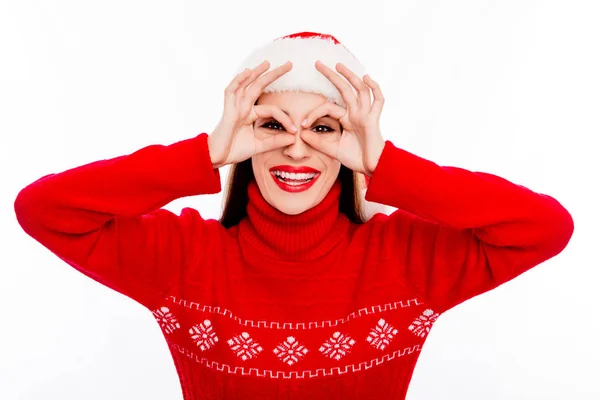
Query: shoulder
176 206 236 248
352 207 439 245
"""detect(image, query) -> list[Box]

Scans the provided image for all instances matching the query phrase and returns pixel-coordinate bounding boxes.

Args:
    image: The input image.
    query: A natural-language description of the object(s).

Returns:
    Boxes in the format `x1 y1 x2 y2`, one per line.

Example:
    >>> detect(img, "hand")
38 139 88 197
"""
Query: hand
208 61 298 168
300 61 386 176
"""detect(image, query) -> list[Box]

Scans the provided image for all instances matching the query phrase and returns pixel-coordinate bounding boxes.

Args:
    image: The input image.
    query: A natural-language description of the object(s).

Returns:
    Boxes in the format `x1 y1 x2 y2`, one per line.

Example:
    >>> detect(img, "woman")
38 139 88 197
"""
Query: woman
14 32 573 399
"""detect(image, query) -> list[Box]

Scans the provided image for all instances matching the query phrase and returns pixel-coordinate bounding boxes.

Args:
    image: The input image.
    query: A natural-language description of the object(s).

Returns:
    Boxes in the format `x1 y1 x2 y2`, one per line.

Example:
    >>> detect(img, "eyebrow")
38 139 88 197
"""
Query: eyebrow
277 109 337 122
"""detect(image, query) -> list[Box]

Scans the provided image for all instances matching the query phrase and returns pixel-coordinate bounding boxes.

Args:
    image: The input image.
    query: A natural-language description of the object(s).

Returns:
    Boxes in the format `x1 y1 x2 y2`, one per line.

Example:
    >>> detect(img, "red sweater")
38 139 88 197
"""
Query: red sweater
14 133 573 399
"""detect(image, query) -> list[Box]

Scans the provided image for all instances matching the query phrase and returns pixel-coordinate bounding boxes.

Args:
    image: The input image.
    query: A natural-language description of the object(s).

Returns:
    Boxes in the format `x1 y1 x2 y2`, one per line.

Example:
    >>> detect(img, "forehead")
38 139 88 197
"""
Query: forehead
257 91 330 116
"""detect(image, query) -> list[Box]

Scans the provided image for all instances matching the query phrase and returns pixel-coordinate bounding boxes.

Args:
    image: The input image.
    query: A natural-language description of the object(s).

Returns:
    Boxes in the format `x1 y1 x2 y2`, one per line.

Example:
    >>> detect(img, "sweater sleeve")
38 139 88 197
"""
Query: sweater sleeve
14 133 221 309
364 141 574 314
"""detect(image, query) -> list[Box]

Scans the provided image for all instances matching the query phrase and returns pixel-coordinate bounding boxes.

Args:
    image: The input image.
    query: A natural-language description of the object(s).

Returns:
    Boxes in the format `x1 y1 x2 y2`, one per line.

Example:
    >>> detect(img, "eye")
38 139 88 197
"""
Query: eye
261 120 284 131
313 125 335 133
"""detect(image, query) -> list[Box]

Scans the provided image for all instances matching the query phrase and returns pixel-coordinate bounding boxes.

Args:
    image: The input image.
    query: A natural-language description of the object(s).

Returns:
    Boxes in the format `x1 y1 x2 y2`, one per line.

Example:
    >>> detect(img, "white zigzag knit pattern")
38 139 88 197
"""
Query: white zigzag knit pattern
165 296 424 330
170 342 422 379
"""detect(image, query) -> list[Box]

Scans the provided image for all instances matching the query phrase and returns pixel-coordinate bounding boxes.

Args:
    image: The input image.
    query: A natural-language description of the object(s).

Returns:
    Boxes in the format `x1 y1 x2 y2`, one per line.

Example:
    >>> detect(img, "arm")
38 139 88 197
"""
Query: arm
365 141 574 313
14 133 221 309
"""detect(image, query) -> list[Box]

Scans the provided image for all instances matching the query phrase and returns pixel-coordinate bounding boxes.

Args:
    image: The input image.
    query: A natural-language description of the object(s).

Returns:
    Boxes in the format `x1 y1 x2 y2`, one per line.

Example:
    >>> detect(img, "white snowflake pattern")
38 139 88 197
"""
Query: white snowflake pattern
228 332 263 361
408 309 439 338
273 336 309 366
152 306 180 334
366 318 398 350
189 320 219 351
319 331 356 361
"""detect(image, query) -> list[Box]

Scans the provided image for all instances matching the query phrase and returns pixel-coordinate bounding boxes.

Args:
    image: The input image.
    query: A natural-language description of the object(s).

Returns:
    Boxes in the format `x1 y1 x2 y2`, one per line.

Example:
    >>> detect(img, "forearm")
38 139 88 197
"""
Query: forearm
365 141 573 249
14 132 221 235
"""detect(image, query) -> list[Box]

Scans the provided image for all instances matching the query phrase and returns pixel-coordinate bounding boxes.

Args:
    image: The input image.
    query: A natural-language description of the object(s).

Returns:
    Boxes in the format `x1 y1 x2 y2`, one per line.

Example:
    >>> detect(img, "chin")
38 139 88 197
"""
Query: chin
275 207 308 215
266 190 319 215
261 179 328 215
276 204 311 216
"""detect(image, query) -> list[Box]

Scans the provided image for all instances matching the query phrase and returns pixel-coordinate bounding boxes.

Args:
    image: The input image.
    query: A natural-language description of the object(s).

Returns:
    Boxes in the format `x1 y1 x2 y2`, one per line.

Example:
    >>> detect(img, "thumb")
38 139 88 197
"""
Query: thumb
255 132 296 155
300 130 339 159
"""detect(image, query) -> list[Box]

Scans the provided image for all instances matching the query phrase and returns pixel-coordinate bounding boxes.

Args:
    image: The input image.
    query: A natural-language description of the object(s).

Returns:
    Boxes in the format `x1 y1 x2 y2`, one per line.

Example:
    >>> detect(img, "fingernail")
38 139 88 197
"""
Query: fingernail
301 119 308 127
291 125 298 132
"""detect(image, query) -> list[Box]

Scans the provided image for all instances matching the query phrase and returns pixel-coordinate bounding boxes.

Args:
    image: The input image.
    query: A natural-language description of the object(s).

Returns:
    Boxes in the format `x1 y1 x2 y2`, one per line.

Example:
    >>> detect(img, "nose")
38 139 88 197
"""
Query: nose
282 130 311 161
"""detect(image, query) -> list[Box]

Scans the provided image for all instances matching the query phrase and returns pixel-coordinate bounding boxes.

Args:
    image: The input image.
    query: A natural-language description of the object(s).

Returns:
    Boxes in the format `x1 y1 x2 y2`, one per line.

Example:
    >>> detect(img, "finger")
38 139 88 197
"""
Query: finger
246 61 293 102
224 68 252 111
224 62 269 115
301 102 347 128
253 105 298 133
300 130 339 158
364 74 385 115
335 63 371 109
224 67 253 96
235 60 270 97
255 132 296 154
315 60 357 109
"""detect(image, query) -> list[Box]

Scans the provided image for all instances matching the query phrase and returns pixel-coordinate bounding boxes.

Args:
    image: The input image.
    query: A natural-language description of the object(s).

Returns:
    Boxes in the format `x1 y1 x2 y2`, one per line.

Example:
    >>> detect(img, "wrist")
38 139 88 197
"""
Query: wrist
207 134 225 170
364 137 386 176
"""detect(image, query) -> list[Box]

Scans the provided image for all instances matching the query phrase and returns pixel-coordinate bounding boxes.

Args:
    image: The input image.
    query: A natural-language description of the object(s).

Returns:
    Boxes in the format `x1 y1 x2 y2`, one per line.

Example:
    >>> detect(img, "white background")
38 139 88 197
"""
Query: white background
1 0 598 399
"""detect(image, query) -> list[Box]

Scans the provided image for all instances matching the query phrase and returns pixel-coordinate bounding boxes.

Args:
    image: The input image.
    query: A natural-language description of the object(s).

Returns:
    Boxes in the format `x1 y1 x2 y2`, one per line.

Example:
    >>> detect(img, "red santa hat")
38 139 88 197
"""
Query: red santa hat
237 32 391 219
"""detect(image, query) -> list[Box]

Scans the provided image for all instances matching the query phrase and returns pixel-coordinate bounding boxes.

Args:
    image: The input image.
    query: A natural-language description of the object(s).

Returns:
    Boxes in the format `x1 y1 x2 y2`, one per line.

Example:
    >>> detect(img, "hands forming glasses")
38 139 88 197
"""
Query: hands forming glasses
208 60 385 177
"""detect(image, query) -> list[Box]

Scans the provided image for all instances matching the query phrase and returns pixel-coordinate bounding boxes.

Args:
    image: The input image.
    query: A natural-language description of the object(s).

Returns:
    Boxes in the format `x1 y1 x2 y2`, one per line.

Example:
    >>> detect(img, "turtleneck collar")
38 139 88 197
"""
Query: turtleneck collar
237 179 350 262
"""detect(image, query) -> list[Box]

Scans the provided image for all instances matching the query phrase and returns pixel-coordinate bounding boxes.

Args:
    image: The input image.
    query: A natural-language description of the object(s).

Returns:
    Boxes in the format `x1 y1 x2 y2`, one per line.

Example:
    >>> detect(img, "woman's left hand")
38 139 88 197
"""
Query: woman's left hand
300 61 386 177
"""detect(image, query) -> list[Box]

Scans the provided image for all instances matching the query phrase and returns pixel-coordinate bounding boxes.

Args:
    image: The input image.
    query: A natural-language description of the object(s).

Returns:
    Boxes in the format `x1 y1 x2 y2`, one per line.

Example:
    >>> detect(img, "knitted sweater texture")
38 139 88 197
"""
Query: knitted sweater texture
14 133 574 399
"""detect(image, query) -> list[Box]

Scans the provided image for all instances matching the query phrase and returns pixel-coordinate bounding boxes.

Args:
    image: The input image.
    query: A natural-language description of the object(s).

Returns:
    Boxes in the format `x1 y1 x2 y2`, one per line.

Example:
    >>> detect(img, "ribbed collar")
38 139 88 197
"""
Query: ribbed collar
237 180 350 262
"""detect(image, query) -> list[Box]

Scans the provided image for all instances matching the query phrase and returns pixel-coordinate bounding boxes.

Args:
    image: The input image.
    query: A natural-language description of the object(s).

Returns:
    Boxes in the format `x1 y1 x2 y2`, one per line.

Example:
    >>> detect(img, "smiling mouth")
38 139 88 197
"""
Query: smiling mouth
270 170 319 185
269 169 321 193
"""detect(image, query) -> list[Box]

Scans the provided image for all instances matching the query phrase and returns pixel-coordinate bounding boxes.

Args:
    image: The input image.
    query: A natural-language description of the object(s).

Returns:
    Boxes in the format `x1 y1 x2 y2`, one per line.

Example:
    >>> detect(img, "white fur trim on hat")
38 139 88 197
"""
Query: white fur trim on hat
236 32 365 108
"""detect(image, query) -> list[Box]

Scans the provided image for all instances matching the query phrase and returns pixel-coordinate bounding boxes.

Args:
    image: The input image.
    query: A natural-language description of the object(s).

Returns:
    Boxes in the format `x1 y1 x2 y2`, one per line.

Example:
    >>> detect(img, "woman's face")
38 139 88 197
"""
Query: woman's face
251 91 342 215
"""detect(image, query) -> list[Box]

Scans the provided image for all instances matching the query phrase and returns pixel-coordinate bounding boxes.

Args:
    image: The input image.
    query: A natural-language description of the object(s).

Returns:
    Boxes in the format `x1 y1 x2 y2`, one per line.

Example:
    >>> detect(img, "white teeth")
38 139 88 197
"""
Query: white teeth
271 170 318 181
282 180 306 186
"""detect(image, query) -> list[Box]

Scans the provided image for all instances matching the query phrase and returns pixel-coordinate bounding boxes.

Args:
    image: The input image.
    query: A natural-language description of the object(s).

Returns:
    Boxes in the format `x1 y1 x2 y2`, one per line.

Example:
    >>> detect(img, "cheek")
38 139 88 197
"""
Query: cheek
251 155 263 177
330 160 342 177
251 152 274 178
317 154 341 178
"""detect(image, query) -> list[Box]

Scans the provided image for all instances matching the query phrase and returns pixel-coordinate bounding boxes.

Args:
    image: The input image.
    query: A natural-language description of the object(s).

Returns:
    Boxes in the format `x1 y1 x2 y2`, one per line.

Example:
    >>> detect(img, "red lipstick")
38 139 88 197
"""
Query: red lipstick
269 165 319 173
269 165 321 193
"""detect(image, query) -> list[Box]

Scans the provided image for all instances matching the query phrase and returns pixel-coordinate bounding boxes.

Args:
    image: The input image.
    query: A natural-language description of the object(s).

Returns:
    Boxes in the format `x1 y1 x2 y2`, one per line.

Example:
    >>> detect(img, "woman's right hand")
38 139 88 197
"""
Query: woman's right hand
208 60 298 169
